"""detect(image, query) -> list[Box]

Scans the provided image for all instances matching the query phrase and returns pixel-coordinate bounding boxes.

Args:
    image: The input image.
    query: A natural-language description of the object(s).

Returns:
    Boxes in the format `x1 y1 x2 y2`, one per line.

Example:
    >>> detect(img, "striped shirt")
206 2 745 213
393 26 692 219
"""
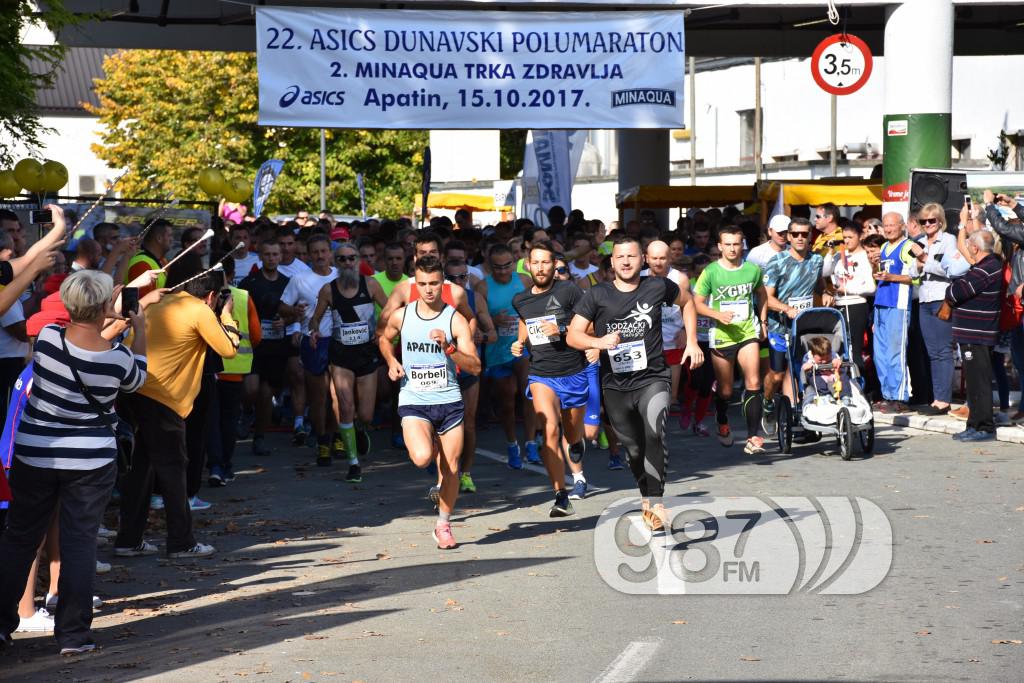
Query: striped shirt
947 253 1003 346
15 325 147 470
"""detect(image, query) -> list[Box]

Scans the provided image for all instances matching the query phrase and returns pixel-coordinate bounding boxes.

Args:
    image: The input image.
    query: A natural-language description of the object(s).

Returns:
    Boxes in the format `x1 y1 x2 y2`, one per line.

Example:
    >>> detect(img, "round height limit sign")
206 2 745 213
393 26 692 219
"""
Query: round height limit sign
811 34 873 96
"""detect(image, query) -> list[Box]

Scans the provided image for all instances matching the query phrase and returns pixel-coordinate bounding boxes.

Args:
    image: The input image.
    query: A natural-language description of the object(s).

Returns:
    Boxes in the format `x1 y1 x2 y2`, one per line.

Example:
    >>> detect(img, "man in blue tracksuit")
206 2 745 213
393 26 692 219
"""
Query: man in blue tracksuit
873 213 924 413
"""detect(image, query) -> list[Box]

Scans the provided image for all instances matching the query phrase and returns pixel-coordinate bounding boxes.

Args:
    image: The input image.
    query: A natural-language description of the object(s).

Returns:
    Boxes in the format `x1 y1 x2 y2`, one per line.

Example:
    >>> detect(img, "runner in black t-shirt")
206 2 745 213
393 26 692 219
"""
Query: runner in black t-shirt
511 242 589 516
567 234 704 532
239 240 290 455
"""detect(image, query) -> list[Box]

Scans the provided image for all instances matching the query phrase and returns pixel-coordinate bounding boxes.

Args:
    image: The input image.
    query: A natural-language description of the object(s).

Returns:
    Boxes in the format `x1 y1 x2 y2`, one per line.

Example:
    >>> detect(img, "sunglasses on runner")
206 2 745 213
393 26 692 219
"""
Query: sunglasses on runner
491 261 514 270
919 218 940 225
555 267 568 275
789 231 810 238
446 272 469 281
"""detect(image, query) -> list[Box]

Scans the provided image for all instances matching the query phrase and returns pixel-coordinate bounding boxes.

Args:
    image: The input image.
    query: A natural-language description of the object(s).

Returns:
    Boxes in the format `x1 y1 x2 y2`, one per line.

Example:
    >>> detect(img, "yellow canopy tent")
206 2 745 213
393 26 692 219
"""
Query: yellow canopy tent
758 178 883 207
414 192 512 213
615 184 757 224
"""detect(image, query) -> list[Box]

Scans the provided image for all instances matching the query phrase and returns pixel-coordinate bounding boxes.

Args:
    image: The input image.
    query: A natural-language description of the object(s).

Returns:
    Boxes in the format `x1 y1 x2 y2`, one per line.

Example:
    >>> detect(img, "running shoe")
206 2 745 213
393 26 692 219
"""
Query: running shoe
459 473 476 493
224 467 236 483
16 608 53 633
678 408 692 432
332 434 345 455
597 430 609 450
188 496 212 511
97 526 117 540
316 444 332 467
569 478 588 500
345 462 362 483
549 489 574 517
743 436 766 455
428 485 441 507
433 521 457 549
167 543 216 559
292 422 309 446
45 595 103 612
252 435 270 457
60 643 96 656
150 495 164 510
356 428 371 457
642 504 668 533
717 424 734 447
692 421 710 438
525 441 541 465
507 443 523 470
607 454 626 471
114 540 159 557
95 561 110 575
208 466 226 488
761 399 777 436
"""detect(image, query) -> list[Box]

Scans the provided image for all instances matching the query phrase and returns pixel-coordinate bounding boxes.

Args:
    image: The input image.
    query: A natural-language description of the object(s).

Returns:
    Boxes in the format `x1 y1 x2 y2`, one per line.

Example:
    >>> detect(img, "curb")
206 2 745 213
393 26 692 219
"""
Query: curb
872 410 1024 444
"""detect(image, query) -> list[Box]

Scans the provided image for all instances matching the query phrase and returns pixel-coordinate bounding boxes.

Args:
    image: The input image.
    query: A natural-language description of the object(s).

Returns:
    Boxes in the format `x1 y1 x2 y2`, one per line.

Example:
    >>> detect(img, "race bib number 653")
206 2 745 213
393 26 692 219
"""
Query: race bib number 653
609 340 648 373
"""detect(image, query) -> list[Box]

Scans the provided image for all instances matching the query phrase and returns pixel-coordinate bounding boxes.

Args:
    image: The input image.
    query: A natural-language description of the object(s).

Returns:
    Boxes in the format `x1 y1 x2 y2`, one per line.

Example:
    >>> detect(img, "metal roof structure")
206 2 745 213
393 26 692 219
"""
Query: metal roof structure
27 46 114 115
41 0 1024 56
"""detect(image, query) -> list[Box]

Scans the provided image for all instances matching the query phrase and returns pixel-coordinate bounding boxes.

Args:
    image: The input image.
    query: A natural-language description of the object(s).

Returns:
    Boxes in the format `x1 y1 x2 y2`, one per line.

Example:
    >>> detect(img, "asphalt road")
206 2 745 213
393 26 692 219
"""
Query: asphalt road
2 415 1022 683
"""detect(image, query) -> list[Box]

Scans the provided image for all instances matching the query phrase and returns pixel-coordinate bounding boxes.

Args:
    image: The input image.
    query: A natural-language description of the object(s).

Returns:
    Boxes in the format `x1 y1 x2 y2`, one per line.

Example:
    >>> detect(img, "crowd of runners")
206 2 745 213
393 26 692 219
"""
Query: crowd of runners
0 192 1016 652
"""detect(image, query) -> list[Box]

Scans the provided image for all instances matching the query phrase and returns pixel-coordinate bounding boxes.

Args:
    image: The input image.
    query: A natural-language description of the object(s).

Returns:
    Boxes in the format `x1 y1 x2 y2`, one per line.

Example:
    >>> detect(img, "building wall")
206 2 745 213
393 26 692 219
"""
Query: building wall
1 116 117 198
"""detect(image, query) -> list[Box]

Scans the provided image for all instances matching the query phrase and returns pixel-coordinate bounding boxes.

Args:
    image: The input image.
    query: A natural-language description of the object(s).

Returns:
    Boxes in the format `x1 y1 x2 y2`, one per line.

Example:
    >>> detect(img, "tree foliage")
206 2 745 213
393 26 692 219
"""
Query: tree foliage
87 50 427 216
500 129 527 179
0 1 74 166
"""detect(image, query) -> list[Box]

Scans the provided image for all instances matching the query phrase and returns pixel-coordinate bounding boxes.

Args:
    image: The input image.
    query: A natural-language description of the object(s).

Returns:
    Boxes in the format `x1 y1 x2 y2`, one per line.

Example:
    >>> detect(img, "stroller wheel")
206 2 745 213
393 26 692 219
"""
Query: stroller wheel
777 396 793 454
838 408 854 460
859 419 875 454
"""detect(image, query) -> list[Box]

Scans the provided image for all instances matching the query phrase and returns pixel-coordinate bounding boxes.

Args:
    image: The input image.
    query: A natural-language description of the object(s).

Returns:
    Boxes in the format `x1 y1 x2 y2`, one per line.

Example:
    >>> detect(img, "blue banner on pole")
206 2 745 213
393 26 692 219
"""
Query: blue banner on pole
253 159 285 217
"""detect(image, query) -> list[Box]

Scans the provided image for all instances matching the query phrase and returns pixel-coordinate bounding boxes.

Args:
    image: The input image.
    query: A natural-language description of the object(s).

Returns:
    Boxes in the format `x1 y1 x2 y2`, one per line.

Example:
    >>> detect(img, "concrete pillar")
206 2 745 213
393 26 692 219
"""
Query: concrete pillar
881 0 954 217
617 129 670 229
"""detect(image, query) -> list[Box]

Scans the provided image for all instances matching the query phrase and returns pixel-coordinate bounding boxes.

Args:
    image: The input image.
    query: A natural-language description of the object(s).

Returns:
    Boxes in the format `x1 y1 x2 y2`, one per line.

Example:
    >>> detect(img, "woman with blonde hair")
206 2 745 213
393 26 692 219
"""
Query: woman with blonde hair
916 202 961 415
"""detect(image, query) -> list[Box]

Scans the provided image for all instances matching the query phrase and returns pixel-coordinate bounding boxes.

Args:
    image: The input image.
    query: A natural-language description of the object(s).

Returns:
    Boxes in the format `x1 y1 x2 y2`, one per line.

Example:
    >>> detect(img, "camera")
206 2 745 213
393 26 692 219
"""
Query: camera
28 209 52 224
214 287 231 315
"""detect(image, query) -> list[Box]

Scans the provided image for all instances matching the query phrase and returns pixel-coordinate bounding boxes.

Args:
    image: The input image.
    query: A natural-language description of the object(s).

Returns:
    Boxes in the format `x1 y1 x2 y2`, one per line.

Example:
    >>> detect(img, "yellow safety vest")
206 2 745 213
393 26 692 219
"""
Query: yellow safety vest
125 250 167 288
220 287 253 375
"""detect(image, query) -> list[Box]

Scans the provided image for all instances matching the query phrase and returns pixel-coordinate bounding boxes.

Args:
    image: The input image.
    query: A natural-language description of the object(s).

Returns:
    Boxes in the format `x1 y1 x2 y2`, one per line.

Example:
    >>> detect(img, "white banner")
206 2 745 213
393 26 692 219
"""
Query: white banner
256 8 685 129
521 130 588 226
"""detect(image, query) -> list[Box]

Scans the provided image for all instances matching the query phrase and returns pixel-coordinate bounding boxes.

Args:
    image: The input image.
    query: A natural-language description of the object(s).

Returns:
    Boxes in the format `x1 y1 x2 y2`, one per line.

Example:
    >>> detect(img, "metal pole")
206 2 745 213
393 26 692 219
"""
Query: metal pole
689 55 697 186
754 57 762 183
319 128 326 212
830 94 838 176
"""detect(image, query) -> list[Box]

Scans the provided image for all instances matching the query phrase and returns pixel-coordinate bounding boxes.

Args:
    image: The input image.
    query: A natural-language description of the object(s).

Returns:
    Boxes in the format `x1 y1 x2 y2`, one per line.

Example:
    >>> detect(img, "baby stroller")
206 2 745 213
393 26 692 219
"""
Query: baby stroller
775 308 875 460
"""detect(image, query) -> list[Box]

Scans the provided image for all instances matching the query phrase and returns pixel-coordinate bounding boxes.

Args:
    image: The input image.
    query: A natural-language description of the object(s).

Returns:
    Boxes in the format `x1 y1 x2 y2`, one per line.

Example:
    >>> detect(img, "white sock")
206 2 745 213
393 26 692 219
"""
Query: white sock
572 472 586 483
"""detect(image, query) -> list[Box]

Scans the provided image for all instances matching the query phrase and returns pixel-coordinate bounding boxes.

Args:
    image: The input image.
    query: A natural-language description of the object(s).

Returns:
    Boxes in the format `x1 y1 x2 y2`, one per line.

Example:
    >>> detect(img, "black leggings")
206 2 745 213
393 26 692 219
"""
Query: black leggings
839 301 869 376
681 342 714 396
603 382 671 499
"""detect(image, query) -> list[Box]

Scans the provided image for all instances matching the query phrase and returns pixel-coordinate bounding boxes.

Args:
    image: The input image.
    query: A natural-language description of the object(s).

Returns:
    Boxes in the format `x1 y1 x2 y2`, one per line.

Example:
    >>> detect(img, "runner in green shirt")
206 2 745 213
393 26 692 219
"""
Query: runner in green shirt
693 226 769 454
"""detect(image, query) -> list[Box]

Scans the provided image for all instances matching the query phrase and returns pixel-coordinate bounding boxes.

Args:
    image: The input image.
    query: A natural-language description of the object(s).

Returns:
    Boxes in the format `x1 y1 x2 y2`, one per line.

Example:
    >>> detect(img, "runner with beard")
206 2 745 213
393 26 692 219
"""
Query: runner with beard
511 242 589 516
309 243 387 478
567 234 703 532
378 256 480 549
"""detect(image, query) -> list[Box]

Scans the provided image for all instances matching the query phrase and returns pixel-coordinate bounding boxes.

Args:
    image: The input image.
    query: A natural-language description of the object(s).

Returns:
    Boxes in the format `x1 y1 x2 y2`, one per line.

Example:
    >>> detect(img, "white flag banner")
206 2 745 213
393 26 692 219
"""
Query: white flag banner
256 7 684 129
521 130 588 226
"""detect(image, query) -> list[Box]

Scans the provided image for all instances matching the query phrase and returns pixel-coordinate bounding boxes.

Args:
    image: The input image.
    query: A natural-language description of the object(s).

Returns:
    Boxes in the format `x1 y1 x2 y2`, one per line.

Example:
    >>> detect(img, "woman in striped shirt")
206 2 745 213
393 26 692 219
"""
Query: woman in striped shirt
0 270 147 655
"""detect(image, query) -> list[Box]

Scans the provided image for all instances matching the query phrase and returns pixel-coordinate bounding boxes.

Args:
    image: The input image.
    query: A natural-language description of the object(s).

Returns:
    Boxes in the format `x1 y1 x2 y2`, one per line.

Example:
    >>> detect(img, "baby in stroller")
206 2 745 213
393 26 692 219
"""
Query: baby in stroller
800 336 852 404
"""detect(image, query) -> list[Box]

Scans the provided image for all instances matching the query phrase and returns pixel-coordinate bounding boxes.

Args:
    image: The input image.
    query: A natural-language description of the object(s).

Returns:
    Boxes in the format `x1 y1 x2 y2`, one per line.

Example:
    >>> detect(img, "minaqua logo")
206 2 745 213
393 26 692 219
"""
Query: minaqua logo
594 496 892 595
611 88 676 108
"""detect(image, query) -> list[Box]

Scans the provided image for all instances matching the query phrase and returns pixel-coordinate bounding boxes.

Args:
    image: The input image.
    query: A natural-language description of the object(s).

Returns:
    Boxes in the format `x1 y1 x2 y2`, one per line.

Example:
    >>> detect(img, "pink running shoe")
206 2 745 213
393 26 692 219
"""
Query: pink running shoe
692 421 710 437
678 408 692 431
432 521 457 549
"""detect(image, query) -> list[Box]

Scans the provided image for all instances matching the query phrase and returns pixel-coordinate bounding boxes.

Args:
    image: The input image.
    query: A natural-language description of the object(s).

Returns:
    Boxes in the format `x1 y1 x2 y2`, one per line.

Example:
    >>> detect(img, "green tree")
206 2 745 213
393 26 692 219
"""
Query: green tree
500 129 527 179
0 1 74 165
87 50 427 216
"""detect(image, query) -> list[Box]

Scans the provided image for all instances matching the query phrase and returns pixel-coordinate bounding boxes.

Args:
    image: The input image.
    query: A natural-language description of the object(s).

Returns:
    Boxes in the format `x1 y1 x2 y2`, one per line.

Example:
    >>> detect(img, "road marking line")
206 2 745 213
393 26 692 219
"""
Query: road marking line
592 639 662 683
476 447 575 486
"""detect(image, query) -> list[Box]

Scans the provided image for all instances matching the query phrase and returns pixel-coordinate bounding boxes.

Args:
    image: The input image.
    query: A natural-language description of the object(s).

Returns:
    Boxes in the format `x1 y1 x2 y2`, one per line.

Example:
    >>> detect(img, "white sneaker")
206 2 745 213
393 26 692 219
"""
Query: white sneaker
95 560 111 574
45 594 104 611
96 526 117 540
16 608 54 633
167 542 216 559
113 540 159 557
60 643 96 656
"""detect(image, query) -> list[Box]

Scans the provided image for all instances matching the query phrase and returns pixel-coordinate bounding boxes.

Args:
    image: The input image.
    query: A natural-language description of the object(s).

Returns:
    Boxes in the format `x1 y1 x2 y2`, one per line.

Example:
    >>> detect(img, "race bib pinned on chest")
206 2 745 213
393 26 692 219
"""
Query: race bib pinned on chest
788 296 813 312
608 340 648 373
336 321 371 345
260 319 284 341
526 315 558 345
407 363 448 391
720 300 750 322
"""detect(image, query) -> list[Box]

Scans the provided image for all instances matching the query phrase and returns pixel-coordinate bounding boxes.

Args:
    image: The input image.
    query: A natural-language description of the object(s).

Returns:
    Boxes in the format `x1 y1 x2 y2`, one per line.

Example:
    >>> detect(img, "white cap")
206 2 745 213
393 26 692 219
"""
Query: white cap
768 214 791 233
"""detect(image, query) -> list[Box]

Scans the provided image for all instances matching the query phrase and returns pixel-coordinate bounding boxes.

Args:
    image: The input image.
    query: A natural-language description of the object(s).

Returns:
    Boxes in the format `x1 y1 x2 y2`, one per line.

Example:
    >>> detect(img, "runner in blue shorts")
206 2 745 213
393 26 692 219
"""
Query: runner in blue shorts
511 241 590 511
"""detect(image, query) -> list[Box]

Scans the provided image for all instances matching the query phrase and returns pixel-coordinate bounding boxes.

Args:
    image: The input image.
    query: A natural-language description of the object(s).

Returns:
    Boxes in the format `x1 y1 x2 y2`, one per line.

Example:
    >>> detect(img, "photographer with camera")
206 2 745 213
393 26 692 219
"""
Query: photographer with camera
113 261 240 561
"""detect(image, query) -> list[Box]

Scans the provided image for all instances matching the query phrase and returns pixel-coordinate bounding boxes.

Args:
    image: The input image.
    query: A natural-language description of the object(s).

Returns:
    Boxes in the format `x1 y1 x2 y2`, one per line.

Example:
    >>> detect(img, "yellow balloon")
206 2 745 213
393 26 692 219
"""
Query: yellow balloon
225 176 251 203
0 171 21 198
198 167 224 196
41 160 68 192
13 159 45 192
